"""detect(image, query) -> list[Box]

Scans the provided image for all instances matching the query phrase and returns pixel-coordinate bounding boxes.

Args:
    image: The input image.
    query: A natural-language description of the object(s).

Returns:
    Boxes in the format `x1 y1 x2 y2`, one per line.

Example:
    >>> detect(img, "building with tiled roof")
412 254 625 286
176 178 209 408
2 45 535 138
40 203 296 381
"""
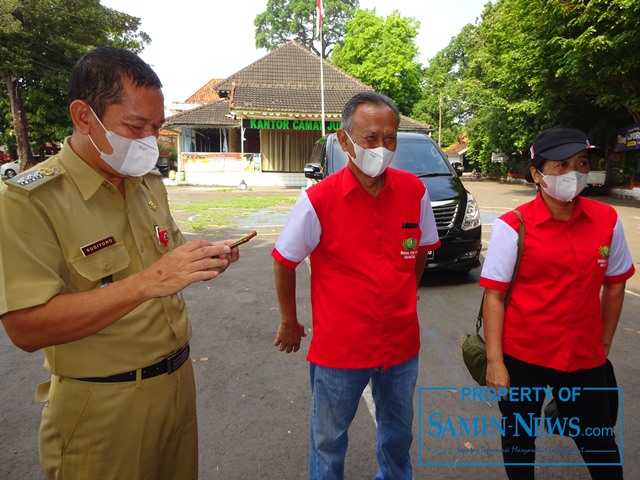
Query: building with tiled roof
217 41 370 116
184 79 223 104
163 40 432 187
443 133 468 170
165 100 238 128
164 99 241 153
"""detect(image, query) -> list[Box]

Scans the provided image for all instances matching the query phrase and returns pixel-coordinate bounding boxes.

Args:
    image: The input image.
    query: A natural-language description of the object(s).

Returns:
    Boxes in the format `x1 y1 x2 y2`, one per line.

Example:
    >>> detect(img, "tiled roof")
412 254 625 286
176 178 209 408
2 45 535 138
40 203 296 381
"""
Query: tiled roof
217 41 371 114
163 100 433 133
168 41 432 132
229 85 362 115
184 79 223 103
399 115 433 133
163 99 239 128
444 143 467 155
443 133 468 154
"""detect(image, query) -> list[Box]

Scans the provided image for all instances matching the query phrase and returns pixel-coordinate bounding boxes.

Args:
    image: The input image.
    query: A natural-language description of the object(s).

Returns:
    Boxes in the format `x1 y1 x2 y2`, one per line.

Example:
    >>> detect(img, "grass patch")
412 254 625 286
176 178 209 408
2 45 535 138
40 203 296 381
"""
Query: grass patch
172 195 297 231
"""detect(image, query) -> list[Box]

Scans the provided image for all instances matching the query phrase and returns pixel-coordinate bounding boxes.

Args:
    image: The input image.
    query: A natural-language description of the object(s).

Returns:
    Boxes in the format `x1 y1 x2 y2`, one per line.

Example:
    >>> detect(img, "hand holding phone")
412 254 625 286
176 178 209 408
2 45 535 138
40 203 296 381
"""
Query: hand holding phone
229 231 257 249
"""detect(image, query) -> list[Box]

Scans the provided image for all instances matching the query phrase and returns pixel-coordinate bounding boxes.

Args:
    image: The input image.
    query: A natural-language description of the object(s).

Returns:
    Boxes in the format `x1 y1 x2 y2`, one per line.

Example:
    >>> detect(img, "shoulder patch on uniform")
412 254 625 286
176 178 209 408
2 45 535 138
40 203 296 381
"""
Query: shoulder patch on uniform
6 166 63 195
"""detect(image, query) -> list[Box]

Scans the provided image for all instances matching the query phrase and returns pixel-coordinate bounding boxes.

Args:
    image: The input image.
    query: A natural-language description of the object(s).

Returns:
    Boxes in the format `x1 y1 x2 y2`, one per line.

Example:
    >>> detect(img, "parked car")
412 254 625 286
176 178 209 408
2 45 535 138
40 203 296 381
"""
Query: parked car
581 154 608 195
1 159 20 178
305 132 482 274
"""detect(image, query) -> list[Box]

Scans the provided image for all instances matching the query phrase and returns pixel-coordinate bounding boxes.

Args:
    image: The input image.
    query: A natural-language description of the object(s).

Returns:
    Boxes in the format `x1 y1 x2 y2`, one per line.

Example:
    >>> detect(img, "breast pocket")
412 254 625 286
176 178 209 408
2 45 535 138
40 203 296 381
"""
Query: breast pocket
69 243 131 290
149 225 178 255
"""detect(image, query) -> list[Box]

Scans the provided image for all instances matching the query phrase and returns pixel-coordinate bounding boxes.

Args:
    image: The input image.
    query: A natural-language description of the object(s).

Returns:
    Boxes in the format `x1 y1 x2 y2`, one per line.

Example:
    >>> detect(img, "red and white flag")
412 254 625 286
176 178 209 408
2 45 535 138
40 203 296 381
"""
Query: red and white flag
316 0 324 39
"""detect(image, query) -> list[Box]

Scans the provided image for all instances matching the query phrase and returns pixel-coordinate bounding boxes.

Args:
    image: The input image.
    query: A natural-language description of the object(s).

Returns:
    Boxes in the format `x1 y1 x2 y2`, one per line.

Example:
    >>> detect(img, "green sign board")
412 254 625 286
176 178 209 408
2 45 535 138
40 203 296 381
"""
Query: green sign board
243 119 341 132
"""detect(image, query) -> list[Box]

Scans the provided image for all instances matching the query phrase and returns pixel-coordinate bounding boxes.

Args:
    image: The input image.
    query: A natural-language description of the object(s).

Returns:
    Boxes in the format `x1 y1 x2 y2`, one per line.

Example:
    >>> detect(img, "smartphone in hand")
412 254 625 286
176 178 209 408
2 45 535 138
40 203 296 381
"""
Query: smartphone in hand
229 231 257 248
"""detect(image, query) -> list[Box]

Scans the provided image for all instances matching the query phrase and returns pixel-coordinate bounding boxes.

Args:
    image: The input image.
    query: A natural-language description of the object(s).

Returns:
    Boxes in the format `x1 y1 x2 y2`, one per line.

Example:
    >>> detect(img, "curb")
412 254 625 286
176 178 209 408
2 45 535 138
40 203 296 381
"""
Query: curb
463 175 640 200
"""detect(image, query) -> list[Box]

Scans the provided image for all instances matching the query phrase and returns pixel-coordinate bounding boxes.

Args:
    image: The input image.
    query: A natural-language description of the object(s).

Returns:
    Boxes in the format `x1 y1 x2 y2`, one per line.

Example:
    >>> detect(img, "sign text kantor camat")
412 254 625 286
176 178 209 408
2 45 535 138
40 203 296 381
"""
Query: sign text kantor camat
243 119 341 131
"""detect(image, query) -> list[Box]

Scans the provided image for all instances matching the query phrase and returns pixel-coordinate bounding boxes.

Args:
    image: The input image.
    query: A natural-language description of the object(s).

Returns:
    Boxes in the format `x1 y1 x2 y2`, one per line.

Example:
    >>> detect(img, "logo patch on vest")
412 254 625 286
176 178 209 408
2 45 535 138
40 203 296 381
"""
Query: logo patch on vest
400 237 418 262
597 245 610 268
402 237 418 251
80 236 116 256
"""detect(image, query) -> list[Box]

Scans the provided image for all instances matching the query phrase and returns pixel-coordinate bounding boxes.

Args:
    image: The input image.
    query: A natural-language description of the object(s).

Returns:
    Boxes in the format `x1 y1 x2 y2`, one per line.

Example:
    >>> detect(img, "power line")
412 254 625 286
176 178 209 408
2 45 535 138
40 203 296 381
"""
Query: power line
444 96 505 109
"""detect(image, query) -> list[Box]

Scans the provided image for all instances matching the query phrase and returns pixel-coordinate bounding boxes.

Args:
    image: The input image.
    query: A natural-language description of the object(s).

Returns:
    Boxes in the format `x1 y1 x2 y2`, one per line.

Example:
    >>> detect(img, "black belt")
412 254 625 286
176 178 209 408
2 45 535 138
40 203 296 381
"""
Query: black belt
75 344 190 383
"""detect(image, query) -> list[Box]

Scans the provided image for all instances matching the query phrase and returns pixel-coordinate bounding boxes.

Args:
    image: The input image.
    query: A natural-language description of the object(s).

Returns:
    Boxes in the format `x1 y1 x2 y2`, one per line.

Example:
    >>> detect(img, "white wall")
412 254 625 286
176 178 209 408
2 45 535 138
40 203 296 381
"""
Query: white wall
169 171 307 188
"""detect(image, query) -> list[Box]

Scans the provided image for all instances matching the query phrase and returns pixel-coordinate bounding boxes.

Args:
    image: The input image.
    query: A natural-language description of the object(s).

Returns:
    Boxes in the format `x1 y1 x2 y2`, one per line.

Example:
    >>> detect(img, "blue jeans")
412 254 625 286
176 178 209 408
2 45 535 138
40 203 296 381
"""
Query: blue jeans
309 355 418 480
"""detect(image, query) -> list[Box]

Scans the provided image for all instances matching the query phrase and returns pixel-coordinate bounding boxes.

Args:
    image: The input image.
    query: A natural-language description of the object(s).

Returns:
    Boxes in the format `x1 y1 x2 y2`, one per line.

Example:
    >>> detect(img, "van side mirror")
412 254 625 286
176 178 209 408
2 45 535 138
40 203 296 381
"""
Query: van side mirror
304 163 324 180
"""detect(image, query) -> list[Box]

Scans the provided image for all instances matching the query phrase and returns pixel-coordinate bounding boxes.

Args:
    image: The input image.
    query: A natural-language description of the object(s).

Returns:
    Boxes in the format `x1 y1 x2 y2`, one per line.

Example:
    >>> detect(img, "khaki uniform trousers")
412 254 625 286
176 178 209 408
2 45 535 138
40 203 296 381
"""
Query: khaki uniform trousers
38 360 197 480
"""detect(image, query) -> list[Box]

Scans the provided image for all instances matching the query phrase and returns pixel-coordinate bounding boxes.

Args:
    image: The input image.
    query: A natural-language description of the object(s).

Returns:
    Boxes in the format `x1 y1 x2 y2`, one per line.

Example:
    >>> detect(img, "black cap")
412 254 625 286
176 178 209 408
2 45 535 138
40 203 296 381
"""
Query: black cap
525 127 604 182
531 127 603 161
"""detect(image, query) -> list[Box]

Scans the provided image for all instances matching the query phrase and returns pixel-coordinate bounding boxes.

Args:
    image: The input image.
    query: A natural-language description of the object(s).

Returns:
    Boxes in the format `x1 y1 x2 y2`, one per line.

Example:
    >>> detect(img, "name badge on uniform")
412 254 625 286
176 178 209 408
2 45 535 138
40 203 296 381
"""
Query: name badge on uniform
80 236 117 256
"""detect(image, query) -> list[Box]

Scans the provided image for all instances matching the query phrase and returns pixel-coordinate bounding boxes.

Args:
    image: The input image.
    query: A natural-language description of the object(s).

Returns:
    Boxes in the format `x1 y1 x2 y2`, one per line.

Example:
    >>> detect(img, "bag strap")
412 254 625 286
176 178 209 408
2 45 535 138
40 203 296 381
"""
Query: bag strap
476 210 524 333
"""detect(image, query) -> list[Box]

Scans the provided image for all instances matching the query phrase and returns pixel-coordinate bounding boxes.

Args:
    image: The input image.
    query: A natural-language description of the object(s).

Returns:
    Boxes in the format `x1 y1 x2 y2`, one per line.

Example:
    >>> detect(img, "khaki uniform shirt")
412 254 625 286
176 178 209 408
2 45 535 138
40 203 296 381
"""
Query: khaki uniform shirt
0 138 190 377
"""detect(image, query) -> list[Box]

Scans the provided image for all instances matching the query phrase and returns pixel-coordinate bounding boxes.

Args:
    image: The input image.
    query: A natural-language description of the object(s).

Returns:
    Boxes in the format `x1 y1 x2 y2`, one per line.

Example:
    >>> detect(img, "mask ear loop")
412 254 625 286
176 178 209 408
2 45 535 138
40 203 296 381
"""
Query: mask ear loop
344 131 357 148
343 131 359 162
533 169 546 191
86 104 109 156
87 105 110 132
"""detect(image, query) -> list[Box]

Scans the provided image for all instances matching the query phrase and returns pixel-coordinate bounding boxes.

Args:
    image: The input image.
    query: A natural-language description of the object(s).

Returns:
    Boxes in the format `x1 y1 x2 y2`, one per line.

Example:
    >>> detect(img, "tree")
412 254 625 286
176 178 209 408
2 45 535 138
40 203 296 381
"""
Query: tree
255 0 359 58
549 0 640 123
330 9 423 114
412 24 479 147
0 0 149 169
446 0 640 174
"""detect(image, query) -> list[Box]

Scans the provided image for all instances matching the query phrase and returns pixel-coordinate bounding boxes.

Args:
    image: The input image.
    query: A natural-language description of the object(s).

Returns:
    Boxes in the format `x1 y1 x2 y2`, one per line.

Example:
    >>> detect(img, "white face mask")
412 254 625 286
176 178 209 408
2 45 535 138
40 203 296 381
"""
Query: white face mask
88 106 159 177
344 131 395 177
538 170 588 202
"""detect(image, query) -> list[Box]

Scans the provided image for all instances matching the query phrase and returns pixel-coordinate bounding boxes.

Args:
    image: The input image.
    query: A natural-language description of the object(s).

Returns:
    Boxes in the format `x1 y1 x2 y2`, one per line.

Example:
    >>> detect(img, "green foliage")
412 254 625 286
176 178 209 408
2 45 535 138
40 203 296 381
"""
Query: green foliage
254 0 359 58
0 0 150 162
412 24 478 146
162 145 178 162
429 0 640 174
0 0 20 34
330 9 423 114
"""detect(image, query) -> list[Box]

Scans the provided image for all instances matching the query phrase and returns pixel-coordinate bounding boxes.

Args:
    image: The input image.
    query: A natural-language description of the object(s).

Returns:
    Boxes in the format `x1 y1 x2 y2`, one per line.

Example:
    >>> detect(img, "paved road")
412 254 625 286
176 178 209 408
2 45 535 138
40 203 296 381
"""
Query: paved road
0 179 638 479
163 179 640 295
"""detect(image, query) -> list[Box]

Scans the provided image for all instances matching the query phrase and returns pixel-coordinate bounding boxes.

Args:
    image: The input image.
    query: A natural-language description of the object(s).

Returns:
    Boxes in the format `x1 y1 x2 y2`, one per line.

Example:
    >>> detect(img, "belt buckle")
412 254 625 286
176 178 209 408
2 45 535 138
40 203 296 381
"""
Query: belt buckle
166 344 190 374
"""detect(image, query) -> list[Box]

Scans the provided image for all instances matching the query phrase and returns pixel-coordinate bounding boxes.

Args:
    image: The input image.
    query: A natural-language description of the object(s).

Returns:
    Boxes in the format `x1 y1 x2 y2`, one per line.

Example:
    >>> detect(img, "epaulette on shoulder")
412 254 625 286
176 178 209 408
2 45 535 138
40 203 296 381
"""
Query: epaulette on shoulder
5 166 64 196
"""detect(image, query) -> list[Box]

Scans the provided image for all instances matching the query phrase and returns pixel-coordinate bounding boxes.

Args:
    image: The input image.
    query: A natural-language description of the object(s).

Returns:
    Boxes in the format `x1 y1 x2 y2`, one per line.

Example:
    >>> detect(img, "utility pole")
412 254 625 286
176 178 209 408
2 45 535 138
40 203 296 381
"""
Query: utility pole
438 92 443 147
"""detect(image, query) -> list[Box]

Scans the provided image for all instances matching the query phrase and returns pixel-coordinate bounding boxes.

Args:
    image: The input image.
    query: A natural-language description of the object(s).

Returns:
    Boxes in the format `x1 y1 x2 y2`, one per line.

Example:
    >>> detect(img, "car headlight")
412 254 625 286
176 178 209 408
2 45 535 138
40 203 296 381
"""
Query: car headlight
462 192 481 230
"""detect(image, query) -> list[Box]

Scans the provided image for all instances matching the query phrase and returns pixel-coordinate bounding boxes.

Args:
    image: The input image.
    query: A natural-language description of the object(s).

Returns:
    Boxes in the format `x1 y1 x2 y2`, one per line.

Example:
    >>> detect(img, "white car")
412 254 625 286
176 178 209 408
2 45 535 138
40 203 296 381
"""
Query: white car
1 160 20 178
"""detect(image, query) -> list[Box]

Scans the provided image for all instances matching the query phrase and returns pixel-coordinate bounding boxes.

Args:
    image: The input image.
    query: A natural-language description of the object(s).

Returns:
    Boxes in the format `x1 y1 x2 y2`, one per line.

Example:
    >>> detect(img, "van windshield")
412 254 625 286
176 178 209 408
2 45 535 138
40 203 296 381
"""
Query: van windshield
330 136 452 177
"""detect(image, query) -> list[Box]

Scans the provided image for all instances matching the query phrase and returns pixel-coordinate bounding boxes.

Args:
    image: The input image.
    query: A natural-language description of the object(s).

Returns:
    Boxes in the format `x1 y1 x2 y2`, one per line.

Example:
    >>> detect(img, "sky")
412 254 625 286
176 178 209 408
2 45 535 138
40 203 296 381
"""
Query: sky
100 0 488 104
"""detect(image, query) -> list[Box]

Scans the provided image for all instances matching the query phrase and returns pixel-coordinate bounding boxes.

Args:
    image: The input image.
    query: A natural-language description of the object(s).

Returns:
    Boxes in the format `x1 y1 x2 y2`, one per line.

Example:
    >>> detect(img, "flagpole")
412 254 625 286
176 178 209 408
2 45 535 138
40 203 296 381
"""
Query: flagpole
318 1 325 136
320 39 325 136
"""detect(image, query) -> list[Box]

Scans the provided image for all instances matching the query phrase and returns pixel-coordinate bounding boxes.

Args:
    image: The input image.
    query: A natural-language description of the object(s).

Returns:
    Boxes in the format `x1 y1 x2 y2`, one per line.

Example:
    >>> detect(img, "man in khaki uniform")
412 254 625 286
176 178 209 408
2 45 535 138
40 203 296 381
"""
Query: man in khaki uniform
0 47 238 480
